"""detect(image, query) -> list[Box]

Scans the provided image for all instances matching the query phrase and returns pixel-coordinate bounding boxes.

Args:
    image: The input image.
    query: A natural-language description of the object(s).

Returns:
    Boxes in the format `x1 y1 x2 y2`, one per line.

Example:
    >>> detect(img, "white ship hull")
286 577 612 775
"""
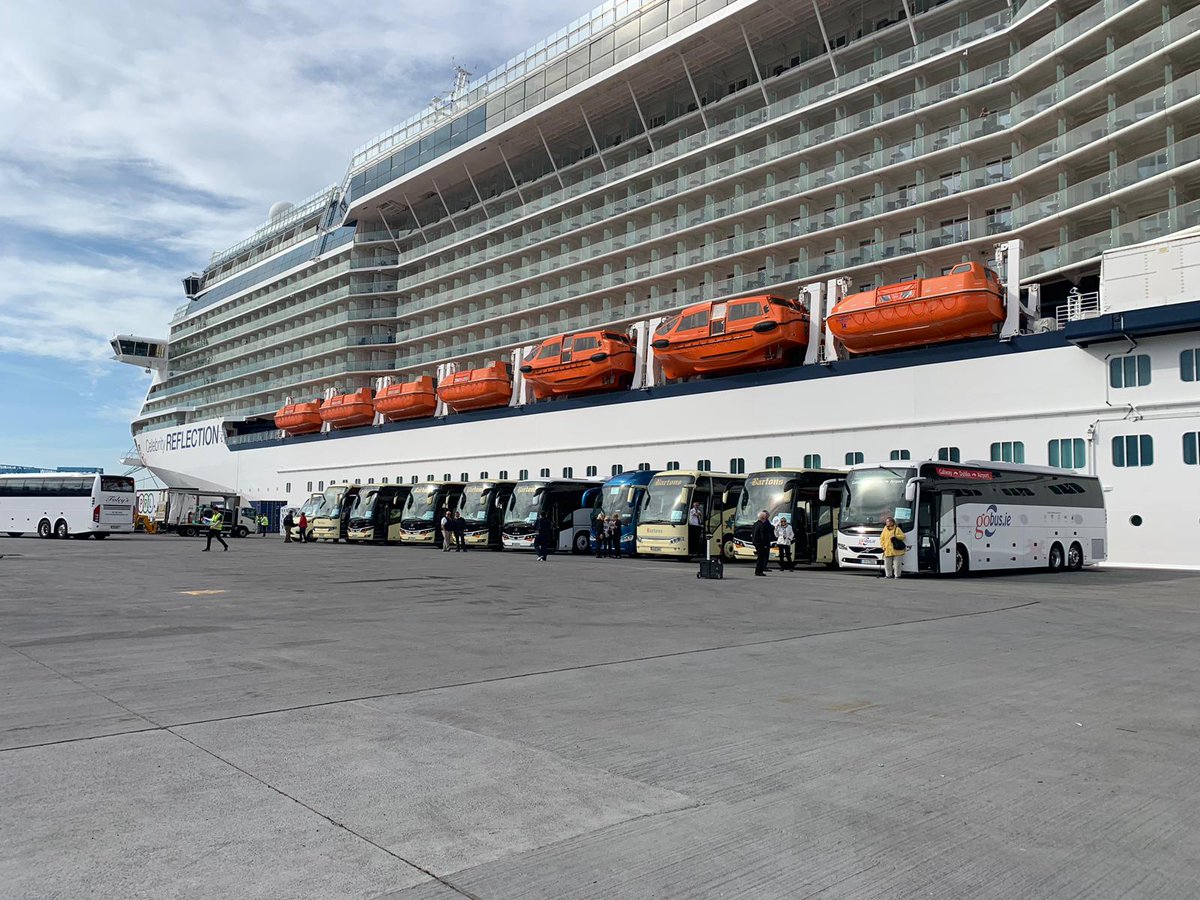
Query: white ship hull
134 326 1200 570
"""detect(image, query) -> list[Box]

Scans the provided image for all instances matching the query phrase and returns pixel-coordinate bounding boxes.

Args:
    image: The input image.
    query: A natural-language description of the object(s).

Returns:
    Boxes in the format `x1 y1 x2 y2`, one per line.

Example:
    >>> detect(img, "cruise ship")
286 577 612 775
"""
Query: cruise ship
114 0 1200 568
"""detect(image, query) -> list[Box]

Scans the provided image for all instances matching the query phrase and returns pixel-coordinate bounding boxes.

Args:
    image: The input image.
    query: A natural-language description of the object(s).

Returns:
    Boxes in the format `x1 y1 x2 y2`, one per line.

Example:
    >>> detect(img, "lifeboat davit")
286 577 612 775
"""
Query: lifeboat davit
519 330 637 400
274 400 323 436
374 377 437 421
828 262 1005 354
319 388 376 429
651 295 809 380
437 362 512 412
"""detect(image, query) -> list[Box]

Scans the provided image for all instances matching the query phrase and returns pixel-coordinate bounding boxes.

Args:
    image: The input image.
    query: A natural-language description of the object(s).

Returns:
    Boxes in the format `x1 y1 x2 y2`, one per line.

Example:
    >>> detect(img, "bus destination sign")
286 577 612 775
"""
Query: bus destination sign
935 466 994 481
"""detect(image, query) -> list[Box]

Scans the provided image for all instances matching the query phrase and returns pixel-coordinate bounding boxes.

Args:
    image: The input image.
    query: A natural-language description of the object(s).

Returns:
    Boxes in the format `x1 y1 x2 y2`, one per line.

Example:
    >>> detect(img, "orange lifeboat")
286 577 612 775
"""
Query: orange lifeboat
274 400 323 436
319 388 376 429
828 262 1005 354
437 362 512 412
519 330 637 400
375 377 437 421
651 295 809 380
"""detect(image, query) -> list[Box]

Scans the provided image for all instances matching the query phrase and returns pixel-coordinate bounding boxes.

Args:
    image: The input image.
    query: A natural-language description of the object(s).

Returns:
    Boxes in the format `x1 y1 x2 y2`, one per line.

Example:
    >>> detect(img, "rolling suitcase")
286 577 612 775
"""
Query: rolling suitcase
697 536 723 579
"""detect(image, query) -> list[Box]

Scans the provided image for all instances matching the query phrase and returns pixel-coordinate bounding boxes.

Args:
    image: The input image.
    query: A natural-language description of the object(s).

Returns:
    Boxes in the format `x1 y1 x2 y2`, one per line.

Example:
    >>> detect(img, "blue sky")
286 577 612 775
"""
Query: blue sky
0 0 596 471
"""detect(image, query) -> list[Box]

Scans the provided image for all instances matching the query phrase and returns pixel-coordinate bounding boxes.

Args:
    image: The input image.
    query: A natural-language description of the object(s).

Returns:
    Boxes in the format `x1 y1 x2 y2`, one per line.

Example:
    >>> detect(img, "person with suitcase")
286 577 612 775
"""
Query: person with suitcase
751 510 773 576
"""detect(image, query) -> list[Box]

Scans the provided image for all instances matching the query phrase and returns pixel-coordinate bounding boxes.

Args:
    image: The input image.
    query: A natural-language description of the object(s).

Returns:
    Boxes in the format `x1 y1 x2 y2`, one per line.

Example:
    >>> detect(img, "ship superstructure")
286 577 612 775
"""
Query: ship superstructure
115 0 1200 568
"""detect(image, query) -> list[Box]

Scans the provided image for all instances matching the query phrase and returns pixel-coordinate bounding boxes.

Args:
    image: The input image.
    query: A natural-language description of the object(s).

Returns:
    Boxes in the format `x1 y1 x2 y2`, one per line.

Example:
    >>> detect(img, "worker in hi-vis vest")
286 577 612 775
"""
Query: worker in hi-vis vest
204 509 229 552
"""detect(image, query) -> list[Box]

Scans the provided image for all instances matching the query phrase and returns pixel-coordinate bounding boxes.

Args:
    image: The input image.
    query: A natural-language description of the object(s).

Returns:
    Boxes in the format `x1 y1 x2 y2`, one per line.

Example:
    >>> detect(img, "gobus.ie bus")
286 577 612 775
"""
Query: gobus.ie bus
732 469 843 566
346 484 412 543
459 479 518 549
0 473 135 539
400 480 465 546
502 479 600 552
637 470 745 560
590 469 659 555
826 461 1107 575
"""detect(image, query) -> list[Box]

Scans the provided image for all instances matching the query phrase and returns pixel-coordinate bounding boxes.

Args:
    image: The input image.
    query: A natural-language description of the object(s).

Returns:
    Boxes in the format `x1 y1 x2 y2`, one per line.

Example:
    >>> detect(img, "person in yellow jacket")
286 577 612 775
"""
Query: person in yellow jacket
880 515 905 578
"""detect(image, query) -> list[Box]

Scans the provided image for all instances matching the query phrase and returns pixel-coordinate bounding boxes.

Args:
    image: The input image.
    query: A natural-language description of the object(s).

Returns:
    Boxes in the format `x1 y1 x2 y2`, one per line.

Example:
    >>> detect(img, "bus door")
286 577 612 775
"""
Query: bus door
694 477 714 552
791 500 812 563
915 488 956 573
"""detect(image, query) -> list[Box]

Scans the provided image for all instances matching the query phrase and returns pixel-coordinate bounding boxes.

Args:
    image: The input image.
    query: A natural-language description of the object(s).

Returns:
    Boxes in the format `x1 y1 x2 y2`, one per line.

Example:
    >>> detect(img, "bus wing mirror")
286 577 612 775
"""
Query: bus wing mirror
904 477 925 503
818 478 842 502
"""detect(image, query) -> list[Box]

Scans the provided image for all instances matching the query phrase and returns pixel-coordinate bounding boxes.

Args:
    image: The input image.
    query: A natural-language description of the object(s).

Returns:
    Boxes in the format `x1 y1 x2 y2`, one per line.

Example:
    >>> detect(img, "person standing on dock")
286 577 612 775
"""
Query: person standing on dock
880 516 906 579
283 510 294 543
258 513 269 536
297 511 308 543
751 510 773 576
688 501 704 558
203 509 229 552
774 515 794 572
533 512 553 561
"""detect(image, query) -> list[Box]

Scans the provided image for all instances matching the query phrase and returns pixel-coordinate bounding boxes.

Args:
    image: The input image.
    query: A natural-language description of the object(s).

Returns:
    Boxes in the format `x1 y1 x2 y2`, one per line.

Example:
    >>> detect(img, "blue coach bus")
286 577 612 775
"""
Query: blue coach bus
590 469 660 556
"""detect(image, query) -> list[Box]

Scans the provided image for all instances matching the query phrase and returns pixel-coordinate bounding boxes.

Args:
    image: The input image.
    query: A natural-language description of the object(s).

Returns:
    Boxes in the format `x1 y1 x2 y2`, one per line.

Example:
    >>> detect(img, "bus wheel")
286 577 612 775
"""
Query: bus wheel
37 519 52 538
572 531 590 554
93 533 109 540
54 520 70 539
721 536 736 561
1048 542 1065 573
1067 542 1084 571
955 544 969 576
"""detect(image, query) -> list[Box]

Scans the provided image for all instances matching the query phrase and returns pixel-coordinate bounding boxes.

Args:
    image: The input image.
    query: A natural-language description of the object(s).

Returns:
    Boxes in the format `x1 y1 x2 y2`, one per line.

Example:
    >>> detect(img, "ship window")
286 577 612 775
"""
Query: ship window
319 481 325 491
637 462 651 471
889 449 911 461
765 456 782 469
727 301 763 322
307 481 312 492
518 469 528 480
1048 438 1086 469
1112 434 1153 467
367 478 374 484
382 477 389 484
563 467 573 478
537 340 561 359
611 464 624 475
1180 349 1200 382
845 452 864 465
460 472 469 482
540 468 550 477
411 476 419 484
286 482 292 492
990 441 1025 463
729 458 745 474
937 447 961 462
479 472 488 479
498 470 508 479
666 460 680 471
697 459 712 472
803 454 822 469
1184 433 1200 466
1109 354 1151 388
679 309 709 331
586 466 597 477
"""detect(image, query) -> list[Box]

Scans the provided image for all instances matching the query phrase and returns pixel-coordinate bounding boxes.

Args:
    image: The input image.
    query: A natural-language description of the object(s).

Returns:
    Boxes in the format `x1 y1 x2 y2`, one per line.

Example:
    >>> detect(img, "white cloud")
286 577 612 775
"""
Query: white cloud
0 0 598 366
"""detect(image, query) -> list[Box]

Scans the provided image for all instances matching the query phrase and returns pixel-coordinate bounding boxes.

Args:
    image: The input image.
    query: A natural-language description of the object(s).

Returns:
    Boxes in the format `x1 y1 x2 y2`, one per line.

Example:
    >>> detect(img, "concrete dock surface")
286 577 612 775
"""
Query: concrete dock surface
1 535 1198 899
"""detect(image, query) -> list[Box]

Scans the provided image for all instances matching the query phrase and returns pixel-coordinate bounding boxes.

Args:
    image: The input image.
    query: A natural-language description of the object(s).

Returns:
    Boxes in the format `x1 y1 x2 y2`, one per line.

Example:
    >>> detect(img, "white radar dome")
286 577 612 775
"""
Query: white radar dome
268 201 294 220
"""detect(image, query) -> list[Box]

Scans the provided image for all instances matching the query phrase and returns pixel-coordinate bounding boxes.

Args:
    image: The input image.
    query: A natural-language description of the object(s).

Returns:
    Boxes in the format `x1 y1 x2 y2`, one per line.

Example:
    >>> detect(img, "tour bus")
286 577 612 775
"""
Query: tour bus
732 469 844 566
346 484 413 543
399 480 465 546
0 472 135 539
589 469 659 555
501 478 601 552
311 483 361 542
827 460 1108 575
287 492 322 541
459 479 518 549
636 470 745 560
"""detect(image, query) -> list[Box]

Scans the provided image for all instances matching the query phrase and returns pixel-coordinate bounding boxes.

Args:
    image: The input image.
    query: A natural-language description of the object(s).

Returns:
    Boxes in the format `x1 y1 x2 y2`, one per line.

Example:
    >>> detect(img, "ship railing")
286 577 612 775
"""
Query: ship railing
1056 291 1102 327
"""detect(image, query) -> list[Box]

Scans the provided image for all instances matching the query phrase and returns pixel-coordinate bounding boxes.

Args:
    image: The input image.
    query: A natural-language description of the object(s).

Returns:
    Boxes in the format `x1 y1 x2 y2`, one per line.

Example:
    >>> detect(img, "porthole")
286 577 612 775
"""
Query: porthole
1129 515 1143 527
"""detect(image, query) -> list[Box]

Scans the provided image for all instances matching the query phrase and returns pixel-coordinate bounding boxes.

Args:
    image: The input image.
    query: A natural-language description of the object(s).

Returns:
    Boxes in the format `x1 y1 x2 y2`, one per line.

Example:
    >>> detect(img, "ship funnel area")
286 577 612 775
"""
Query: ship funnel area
111 335 169 382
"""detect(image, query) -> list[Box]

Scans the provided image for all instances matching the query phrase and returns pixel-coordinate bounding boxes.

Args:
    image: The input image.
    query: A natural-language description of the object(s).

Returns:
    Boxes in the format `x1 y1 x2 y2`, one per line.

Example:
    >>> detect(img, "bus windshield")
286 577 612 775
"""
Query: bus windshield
640 475 695 525
504 485 545 525
460 484 495 524
404 485 440 522
354 488 380 520
318 486 346 516
841 467 915 530
597 484 644 518
299 496 322 517
736 475 795 526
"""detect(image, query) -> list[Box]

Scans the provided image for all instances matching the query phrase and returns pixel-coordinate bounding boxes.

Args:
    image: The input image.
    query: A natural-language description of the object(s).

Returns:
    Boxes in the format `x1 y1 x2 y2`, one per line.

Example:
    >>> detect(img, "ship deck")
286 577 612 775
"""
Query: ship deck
2 537 1199 899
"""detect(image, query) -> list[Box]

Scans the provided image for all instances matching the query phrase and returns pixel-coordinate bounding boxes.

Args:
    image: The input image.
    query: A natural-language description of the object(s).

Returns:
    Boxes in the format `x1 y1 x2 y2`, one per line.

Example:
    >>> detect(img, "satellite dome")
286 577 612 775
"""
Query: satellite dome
268 201 294 220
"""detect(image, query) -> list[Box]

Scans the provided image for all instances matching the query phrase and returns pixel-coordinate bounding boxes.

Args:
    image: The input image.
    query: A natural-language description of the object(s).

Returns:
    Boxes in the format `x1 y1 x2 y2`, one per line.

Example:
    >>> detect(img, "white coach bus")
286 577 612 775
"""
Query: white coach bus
827 461 1107 575
0 472 136 539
